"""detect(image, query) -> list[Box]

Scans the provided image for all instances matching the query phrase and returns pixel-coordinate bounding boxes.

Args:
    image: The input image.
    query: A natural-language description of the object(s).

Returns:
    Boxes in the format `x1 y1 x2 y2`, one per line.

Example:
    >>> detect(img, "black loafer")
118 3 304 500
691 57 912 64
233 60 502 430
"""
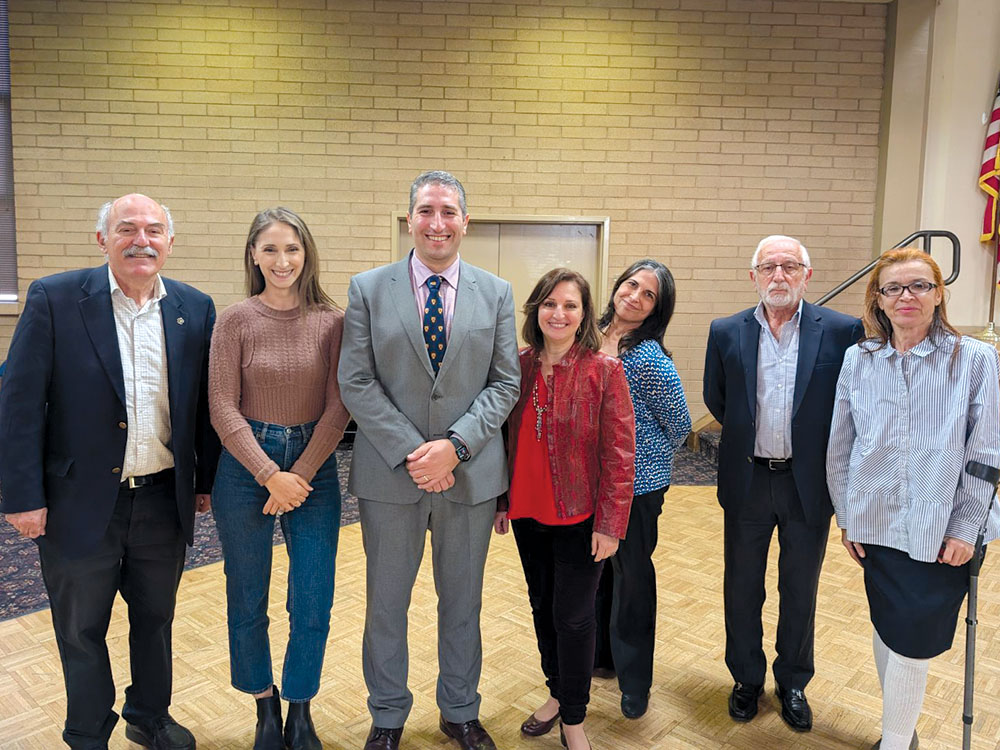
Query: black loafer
621 692 649 719
775 684 812 732
124 715 196 750
728 682 763 722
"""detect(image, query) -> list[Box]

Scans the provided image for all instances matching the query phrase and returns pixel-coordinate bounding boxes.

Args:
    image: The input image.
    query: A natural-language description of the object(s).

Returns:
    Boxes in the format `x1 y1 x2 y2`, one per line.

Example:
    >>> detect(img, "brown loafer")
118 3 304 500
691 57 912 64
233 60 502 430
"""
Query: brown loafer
520 711 559 737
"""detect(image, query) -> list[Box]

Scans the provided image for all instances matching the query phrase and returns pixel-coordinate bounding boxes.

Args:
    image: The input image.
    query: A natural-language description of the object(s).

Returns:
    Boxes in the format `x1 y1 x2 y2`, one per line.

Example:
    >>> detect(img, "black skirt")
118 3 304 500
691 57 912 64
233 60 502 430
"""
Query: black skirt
862 543 971 659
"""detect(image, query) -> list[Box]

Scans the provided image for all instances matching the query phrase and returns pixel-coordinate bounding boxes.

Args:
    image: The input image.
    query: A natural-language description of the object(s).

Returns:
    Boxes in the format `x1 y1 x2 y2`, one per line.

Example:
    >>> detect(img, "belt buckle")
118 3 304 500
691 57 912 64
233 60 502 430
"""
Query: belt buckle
768 458 783 471
128 475 141 489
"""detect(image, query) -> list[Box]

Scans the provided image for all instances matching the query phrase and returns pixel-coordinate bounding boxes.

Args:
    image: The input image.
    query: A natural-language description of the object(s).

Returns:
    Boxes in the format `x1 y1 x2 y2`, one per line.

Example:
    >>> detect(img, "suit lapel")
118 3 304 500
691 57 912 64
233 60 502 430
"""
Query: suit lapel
79 266 126 407
435 261 478 381
739 311 760 422
388 257 436 379
159 286 186 421
793 303 822 418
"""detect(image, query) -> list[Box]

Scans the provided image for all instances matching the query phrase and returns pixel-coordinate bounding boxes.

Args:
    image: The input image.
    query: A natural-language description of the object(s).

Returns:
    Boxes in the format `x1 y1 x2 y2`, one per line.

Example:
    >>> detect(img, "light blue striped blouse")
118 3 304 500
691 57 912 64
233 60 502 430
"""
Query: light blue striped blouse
826 334 1000 563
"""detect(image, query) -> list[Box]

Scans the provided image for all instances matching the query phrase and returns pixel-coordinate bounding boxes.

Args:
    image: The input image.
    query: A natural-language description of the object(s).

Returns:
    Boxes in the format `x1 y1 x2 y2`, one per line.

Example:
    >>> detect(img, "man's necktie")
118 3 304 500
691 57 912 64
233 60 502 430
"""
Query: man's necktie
423 275 447 374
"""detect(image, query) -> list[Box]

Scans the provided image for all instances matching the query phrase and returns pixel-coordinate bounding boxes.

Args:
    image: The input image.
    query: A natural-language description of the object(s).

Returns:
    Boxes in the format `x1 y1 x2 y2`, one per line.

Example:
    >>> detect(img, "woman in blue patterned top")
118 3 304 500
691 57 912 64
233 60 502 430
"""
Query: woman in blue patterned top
592 259 691 719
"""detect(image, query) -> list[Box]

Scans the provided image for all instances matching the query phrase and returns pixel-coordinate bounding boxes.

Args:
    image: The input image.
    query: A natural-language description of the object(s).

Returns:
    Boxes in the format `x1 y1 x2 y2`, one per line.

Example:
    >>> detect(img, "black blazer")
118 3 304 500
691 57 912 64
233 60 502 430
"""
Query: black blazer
703 301 864 526
0 265 220 557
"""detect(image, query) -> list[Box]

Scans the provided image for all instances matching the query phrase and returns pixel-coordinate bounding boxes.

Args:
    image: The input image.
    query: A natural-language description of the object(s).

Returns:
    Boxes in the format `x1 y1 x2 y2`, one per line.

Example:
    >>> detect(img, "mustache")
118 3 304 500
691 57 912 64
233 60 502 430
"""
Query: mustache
122 245 159 259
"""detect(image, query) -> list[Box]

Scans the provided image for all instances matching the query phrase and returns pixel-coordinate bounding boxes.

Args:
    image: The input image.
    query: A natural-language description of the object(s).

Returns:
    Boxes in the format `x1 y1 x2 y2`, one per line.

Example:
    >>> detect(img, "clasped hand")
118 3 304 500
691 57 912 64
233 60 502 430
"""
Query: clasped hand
842 529 975 567
406 439 459 493
262 471 312 515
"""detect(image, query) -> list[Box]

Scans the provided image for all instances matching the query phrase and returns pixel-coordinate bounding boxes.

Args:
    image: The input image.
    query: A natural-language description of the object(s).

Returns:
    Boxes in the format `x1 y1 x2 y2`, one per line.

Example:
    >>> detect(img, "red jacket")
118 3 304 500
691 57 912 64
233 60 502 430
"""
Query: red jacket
503 345 636 539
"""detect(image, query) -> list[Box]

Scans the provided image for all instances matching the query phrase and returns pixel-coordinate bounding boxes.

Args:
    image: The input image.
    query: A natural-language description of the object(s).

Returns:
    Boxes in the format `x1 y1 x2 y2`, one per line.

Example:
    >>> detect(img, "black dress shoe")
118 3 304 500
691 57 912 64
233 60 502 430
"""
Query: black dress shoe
520 711 559 736
284 701 322 750
363 724 402 750
728 682 763 722
621 692 649 719
439 716 497 750
124 714 196 750
775 684 812 732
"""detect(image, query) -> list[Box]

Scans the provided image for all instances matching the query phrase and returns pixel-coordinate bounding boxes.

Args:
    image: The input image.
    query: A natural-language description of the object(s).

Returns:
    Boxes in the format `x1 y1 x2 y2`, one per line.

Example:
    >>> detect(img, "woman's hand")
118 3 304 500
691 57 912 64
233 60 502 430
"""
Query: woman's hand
262 471 312 515
841 528 866 567
592 531 619 562
938 536 975 566
493 511 509 535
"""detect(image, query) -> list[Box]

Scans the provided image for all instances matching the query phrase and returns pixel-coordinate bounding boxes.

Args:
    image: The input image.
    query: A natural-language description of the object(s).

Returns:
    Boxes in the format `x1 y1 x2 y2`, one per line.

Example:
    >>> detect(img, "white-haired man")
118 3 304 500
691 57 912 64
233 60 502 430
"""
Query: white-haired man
703 235 864 732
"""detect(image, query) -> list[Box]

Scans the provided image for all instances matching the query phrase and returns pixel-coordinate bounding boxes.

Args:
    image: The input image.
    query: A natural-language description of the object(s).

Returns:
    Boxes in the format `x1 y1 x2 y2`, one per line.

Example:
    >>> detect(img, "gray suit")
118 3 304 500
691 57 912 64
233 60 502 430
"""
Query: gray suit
338 255 520 727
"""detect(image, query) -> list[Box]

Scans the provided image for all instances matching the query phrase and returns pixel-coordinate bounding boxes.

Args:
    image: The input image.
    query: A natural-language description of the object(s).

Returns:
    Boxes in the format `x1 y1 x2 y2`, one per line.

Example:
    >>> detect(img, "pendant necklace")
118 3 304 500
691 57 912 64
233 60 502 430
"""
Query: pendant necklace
531 377 549 441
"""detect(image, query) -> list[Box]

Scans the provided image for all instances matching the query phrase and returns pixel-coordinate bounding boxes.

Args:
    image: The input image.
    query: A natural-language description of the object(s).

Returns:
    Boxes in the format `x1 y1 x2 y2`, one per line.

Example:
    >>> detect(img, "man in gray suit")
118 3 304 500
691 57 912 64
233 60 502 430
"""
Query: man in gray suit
339 171 520 750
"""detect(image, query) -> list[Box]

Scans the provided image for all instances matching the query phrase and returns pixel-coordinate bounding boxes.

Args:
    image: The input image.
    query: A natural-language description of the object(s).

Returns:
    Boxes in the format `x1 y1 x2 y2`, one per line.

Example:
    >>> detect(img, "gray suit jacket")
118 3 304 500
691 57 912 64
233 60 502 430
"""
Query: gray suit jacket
338 256 520 505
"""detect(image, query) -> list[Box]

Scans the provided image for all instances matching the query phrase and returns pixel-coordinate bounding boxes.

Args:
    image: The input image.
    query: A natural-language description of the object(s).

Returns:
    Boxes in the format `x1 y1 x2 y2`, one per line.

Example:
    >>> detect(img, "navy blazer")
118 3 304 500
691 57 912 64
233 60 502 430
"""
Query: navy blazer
0 265 220 558
703 301 864 526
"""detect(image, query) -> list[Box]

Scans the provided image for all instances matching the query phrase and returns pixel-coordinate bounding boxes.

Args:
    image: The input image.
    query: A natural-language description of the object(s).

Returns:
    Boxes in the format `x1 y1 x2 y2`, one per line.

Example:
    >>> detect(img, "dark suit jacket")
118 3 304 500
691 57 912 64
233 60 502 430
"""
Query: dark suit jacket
0 265 220 558
703 301 864 526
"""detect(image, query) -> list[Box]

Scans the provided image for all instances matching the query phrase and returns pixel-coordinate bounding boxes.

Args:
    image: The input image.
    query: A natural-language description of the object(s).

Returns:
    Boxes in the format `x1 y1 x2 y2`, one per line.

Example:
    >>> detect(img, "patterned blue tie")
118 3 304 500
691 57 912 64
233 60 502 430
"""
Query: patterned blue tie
423 275 447 374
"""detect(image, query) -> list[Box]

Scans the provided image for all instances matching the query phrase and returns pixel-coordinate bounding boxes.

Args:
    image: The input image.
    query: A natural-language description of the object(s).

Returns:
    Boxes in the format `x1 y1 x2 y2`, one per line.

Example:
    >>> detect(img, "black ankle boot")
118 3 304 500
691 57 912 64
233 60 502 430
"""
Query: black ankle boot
254 686 284 750
284 701 322 750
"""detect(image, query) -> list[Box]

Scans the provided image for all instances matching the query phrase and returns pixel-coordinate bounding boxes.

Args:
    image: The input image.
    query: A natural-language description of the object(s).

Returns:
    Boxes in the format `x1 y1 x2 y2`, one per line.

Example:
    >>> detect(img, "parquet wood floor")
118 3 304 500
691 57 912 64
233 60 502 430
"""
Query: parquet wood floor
1 486 998 749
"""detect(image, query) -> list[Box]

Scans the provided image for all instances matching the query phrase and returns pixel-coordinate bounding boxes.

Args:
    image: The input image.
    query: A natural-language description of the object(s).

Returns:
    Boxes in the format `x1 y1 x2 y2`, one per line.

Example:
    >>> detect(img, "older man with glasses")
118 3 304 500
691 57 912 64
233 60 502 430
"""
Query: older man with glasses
703 235 865 733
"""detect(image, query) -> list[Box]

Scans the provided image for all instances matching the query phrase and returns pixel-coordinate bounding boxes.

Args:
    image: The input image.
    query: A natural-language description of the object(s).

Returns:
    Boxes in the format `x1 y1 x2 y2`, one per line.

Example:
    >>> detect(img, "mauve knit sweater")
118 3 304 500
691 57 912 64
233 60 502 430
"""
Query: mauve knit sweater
208 295 350 485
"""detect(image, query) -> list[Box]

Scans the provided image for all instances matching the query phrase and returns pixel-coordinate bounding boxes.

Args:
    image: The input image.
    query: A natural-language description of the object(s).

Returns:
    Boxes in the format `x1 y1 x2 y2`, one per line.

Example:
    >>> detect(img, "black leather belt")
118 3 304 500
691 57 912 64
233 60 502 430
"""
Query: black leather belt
753 456 792 471
121 468 173 490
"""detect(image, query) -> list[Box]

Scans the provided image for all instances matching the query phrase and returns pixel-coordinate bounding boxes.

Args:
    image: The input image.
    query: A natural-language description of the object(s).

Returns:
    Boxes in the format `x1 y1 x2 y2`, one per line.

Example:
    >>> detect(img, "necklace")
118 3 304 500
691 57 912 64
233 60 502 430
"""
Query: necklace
531 377 549 441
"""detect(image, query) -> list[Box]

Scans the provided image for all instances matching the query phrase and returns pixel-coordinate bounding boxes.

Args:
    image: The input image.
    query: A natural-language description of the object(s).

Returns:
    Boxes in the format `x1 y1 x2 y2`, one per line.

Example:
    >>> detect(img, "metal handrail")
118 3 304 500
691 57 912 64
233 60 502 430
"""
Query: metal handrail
815 230 960 306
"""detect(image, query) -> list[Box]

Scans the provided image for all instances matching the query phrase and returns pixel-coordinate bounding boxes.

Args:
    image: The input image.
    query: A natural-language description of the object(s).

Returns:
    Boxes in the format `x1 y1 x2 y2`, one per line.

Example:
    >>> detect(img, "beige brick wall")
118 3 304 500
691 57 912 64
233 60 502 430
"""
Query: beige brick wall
6 0 885 418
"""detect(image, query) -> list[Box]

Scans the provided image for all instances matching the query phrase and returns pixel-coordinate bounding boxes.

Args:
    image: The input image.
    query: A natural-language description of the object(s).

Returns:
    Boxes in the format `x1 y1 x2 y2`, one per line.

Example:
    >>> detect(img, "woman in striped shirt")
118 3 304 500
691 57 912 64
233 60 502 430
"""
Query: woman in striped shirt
826 248 1000 750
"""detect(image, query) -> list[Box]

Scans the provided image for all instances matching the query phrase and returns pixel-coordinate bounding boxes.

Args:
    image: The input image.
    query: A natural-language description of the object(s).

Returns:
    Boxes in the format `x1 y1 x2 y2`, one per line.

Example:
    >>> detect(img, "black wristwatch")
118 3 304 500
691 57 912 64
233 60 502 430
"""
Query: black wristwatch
449 435 471 462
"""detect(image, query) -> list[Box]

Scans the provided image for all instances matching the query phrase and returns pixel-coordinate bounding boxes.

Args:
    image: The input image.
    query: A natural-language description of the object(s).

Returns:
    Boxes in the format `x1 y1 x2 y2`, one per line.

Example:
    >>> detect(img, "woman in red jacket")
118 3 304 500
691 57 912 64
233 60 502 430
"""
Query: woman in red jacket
494 267 636 750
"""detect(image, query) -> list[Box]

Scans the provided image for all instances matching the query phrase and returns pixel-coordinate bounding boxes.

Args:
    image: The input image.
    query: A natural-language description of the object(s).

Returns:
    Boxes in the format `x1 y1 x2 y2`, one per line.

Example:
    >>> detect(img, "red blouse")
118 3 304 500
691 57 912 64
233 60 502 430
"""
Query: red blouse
508 371 592 526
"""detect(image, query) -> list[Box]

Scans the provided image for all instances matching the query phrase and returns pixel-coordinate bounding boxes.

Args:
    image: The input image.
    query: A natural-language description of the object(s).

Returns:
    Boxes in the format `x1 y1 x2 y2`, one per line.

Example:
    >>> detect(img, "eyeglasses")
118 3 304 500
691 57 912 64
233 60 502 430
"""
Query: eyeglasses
754 262 806 277
878 281 938 297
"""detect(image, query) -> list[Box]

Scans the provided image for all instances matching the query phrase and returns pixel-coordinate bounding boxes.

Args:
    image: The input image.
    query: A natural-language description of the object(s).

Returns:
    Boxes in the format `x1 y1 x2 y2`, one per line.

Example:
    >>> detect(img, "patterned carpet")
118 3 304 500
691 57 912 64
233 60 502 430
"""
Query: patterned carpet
0 445 716 621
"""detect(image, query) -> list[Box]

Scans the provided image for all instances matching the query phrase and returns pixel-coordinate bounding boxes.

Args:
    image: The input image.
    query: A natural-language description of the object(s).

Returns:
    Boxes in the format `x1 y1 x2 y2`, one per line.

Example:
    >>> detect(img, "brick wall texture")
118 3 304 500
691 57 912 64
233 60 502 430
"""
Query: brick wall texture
5 0 885 417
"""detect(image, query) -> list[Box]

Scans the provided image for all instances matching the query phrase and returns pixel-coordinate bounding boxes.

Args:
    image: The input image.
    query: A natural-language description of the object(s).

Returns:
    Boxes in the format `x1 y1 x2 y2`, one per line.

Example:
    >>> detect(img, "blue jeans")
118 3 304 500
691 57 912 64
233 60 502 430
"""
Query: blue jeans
212 418 341 702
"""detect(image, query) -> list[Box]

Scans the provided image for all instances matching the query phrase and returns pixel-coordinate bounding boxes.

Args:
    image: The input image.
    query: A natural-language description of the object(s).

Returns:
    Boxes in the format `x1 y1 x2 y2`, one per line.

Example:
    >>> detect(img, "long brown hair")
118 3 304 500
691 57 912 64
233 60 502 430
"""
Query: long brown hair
243 207 336 312
521 268 601 353
861 247 959 356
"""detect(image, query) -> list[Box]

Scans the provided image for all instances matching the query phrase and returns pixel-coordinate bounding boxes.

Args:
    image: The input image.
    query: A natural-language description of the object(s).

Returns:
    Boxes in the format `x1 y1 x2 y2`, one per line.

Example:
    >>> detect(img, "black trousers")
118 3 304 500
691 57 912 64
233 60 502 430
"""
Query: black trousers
723 464 829 691
38 480 186 750
512 516 604 726
594 487 666 694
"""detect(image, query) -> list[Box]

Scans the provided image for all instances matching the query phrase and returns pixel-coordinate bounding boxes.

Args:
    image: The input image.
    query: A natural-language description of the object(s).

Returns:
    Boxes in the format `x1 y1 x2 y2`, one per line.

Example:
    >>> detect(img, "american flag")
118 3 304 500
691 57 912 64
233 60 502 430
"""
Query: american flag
979 79 1000 243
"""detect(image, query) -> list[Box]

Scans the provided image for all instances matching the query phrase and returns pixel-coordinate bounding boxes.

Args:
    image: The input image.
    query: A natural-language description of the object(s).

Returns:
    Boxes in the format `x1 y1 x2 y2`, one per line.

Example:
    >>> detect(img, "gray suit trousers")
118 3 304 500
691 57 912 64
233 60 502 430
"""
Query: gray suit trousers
359 494 495 727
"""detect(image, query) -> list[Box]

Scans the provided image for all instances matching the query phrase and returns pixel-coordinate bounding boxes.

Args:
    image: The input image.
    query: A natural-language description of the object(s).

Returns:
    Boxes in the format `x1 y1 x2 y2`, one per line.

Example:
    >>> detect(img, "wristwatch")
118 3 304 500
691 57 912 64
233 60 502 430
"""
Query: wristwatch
449 435 471 462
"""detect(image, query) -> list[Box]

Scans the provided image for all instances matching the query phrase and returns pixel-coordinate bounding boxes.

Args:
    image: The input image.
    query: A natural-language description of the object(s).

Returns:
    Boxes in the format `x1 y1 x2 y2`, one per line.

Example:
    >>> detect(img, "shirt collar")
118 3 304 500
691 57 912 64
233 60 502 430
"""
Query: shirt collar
753 298 803 331
865 332 950 359
108 264 167 306
410 249 461 290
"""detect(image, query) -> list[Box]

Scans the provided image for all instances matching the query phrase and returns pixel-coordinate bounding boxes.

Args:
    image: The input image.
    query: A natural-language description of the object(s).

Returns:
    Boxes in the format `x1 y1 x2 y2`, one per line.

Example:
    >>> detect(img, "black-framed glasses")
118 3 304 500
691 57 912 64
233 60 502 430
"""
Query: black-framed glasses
754 262 806 277
878 281 938 297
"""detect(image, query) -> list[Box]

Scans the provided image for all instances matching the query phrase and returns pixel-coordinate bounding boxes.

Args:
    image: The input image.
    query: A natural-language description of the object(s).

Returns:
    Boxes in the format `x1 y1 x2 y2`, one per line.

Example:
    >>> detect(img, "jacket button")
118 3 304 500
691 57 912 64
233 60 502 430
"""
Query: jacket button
432 392 442 401
118 421 127 429
111 467 121 474
746 456 752 463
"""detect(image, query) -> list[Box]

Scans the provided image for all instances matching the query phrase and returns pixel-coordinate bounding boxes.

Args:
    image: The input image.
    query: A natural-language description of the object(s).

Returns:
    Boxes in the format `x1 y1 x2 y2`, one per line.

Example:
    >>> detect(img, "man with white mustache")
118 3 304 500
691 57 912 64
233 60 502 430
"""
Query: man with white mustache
703 235 864 734
0 194 219 750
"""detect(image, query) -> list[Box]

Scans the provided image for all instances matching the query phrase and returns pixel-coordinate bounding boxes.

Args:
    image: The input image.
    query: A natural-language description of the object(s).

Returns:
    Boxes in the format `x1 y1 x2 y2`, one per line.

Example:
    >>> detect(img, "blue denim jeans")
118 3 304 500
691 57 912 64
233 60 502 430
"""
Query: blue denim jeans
212 418 341 702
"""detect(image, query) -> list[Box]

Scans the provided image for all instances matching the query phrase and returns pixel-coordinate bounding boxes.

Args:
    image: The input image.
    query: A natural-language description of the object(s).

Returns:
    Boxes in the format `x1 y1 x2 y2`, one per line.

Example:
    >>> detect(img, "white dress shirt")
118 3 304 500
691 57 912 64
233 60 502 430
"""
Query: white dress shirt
753 300 801 458
826 334 1000 562
108 266 174 479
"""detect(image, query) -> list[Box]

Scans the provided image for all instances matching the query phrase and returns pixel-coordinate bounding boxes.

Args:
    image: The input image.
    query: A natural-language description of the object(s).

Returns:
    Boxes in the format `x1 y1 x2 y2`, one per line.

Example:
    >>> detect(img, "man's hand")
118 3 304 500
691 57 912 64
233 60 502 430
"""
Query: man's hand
592 531 619 562
195 494 211 513
841 528 866 566
5 508 47 539
406 440 461 489
262 471 311 515
938 536 975 566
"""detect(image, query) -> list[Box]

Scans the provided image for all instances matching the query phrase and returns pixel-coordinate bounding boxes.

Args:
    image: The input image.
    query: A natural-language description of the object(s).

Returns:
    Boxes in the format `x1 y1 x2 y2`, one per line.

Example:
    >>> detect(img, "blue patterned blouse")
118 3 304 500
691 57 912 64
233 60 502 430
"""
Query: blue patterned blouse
619 338 692 495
